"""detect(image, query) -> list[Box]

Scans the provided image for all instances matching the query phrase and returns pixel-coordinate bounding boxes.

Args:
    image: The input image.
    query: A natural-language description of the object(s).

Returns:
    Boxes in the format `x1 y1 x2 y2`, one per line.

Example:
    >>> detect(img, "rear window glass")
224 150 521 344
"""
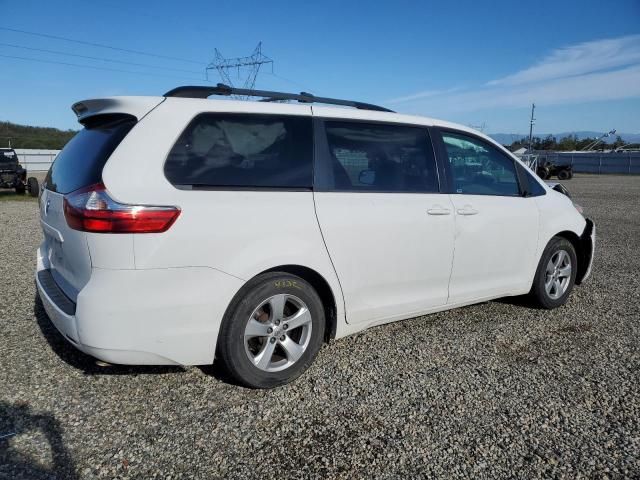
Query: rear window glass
45 115 135 194
0 150 18 166
164 113 313 189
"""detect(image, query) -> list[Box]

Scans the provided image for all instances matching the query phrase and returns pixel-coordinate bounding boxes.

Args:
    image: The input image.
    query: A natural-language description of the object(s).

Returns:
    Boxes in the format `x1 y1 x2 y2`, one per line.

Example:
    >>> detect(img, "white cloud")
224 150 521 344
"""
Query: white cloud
386 87 460 104
432 64 640 112
388 35 640 115
488 34 640 86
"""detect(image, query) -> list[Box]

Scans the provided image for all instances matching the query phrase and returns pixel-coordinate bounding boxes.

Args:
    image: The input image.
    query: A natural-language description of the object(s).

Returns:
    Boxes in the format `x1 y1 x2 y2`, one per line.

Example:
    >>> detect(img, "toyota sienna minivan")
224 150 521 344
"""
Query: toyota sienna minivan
36 84 595 388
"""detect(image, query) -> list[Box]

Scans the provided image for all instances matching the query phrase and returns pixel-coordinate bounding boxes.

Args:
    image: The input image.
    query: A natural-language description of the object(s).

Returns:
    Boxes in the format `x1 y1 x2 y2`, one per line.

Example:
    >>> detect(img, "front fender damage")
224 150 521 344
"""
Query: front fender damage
576 218 595 285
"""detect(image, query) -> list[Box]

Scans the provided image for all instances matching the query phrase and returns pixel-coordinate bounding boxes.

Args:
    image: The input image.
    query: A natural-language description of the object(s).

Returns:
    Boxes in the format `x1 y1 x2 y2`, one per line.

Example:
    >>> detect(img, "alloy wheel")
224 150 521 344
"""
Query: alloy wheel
544 250 572 300
244 294 313 372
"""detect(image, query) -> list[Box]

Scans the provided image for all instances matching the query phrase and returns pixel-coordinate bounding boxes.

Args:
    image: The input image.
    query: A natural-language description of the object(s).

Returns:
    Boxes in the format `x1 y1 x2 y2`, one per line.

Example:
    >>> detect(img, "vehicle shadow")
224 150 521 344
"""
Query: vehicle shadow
493 294 542 309
197 363 244 387
0 401 79 480
33 293 186 376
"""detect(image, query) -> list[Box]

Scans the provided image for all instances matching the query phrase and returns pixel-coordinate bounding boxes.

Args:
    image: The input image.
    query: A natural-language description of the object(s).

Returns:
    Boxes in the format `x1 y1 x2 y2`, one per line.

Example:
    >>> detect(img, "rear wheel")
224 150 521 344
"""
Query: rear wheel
530 237 577 309
15 183 25 194
217 272 325 388
27 177 39 197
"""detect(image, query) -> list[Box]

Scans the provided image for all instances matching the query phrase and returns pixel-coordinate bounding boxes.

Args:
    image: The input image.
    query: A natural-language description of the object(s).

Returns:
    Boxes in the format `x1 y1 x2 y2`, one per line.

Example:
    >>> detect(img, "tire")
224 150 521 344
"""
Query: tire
15 184 25 194
530 237 577 309
567 170 574 180
27 177 39 197
216 272 325 388
536 167 550 180
557 169 570 181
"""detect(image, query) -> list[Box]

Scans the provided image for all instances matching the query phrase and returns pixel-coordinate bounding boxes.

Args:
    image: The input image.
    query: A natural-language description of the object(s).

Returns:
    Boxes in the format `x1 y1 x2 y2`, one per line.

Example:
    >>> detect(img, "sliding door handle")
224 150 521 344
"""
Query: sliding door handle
427 206 451 216
457 206 479 215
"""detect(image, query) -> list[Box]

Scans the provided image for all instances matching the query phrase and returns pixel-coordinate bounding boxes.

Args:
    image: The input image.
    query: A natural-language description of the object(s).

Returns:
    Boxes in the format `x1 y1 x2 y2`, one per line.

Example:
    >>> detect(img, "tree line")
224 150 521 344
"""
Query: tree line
508 134 626 152
0 120 630 153
0 121 77 150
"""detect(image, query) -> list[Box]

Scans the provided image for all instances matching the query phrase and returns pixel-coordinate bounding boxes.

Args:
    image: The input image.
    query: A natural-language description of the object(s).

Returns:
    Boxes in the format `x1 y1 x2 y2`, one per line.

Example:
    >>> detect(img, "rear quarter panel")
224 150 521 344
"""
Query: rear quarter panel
101 99 345 326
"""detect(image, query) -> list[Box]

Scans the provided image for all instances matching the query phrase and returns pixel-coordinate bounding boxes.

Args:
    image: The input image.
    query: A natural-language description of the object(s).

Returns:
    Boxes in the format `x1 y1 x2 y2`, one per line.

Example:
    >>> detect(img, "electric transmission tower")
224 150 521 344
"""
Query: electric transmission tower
206 42 273 99
469 122 487 133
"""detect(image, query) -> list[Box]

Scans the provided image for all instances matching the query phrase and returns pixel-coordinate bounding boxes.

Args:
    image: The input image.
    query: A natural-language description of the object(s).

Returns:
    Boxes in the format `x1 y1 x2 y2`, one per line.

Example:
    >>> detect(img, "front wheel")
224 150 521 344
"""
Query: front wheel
530 237 577 309
537 167 550 180
217 272 325 388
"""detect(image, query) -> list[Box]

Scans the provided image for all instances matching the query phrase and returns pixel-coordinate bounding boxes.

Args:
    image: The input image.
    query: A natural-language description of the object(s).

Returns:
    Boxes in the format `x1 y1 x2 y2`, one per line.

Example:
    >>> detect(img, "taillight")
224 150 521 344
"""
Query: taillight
63 183 180 233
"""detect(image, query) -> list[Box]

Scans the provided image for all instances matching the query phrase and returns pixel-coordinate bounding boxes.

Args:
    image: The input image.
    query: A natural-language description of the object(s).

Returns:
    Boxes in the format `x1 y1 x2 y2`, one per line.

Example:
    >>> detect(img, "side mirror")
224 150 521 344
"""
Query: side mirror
552 183 572 198
358 169 375 185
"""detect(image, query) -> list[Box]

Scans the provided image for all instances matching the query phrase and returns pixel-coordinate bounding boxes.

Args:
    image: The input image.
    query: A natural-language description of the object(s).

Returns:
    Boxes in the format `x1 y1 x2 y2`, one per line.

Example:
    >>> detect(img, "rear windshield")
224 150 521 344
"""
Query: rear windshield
45 115 136 194
164 113 313 189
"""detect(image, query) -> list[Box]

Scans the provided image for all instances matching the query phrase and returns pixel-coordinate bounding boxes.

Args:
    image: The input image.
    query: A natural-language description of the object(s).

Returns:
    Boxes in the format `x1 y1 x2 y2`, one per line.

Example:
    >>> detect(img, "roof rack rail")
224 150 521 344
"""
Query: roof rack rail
163 83 394 113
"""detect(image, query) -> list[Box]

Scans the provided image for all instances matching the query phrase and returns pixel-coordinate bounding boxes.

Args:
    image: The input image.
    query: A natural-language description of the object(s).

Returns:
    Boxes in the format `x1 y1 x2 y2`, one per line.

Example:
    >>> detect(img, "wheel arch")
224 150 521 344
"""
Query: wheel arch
555 230 580 249
261 265 338 342
551 229 590 285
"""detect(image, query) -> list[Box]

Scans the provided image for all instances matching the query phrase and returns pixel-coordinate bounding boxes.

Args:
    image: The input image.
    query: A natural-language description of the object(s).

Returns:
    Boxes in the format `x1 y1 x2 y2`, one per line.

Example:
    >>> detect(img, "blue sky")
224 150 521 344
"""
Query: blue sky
1 0 639 134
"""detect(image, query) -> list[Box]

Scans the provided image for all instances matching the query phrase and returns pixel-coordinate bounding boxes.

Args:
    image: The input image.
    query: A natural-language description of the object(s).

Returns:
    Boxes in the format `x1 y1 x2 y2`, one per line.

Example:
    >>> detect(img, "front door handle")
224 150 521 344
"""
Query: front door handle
457 205 479 215
427 206 451 216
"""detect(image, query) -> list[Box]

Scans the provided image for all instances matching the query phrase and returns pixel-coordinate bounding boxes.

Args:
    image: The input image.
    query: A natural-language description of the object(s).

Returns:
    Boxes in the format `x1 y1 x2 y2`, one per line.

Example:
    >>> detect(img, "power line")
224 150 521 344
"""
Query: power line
0 42 203 74
264 71 313 91
0 27 202 65
0 54 206 82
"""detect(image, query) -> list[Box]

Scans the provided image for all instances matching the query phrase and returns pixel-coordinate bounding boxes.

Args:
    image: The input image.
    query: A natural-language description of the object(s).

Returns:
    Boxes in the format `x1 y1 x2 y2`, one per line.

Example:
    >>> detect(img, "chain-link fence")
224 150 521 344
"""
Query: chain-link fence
531 151 640 174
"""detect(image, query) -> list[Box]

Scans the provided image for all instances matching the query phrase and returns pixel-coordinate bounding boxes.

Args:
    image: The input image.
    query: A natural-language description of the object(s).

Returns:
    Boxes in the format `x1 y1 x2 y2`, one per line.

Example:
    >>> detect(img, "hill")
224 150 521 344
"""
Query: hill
0 121 77 150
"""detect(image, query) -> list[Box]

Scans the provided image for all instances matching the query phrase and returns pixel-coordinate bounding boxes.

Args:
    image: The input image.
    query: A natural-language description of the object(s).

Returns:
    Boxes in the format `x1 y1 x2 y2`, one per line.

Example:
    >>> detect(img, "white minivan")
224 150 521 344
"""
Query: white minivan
36 85 595 388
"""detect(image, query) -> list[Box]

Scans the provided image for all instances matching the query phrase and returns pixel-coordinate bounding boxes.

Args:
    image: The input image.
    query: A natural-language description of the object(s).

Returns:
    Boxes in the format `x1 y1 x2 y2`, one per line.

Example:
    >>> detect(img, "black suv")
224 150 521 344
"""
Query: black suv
0 148 39 196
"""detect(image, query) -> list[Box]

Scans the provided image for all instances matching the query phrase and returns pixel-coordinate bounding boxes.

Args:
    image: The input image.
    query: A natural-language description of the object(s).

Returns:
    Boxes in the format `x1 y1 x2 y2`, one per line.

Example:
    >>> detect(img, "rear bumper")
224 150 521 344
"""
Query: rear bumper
576 218 595 285
35 247 244 365
36 268 80 345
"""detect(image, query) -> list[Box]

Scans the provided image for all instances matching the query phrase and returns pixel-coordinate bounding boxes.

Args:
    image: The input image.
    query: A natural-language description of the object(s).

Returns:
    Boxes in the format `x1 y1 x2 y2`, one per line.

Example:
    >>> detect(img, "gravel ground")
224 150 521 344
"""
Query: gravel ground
1 175 639 479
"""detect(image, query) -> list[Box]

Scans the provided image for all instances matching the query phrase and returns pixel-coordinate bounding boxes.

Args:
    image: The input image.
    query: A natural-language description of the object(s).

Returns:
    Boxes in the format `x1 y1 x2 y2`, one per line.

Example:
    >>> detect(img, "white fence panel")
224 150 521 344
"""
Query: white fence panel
14 149 60 172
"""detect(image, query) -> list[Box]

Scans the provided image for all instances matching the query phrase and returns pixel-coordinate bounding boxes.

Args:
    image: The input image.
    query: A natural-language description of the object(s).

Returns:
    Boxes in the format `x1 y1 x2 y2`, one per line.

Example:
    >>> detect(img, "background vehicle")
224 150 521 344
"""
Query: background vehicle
0 148 39 196
35 85 595 388
536 159 573 180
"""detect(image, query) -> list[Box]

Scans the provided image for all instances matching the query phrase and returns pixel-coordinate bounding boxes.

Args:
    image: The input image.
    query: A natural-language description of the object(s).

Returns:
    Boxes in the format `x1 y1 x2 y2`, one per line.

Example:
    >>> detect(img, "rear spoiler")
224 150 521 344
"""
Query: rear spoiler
71 97 165 124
